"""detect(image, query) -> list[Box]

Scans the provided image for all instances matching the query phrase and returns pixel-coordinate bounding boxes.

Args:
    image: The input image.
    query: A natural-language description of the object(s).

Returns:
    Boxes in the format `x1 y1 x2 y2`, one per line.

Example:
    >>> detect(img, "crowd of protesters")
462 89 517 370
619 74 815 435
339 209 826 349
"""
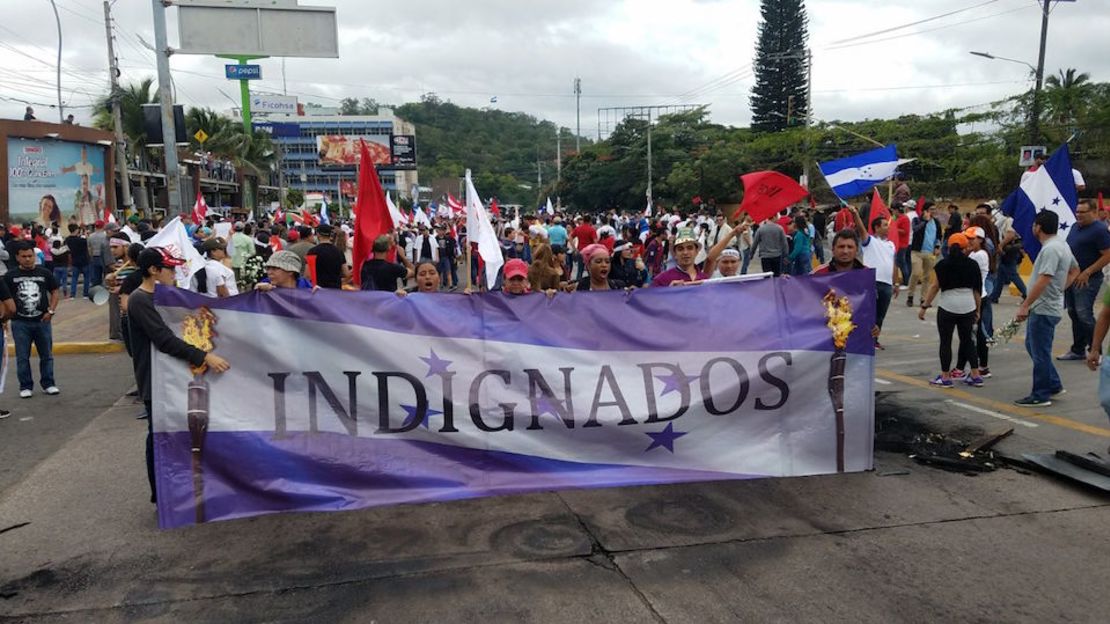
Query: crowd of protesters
0 183 1108 486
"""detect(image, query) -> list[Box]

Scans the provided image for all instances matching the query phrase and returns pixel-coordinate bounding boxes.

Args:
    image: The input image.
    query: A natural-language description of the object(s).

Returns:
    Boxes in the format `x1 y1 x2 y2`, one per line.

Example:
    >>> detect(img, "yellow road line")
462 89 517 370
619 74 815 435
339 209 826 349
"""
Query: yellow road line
876 368 1110 438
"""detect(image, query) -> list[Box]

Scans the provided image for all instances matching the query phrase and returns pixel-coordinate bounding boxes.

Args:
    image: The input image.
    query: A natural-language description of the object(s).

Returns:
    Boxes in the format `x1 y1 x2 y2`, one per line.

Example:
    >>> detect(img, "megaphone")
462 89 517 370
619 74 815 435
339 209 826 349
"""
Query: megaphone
88 285 110 306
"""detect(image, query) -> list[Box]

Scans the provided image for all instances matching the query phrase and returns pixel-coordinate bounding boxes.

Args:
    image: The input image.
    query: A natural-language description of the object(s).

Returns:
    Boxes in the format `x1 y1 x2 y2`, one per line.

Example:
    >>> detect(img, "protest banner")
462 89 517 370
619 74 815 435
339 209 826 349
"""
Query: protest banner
151 271 876 528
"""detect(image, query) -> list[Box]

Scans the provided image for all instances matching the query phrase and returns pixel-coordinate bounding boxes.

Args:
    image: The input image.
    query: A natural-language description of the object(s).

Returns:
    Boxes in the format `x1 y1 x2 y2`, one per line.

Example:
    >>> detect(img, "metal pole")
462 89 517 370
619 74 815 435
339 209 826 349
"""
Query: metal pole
239 59 252 133
1031 0 1050 143
103 1 132 212
646 111 653 205
152 0 182 214
49 0 63 122
282 58 288 96
803 48 812 189
574 77 581 152
556 127 561 183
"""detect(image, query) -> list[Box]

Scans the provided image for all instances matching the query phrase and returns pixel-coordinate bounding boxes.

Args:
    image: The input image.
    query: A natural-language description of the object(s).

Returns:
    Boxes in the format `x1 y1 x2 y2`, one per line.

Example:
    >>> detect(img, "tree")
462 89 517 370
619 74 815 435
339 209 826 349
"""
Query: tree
750 0 809 133
92 77 158 160
1044 68 1092 127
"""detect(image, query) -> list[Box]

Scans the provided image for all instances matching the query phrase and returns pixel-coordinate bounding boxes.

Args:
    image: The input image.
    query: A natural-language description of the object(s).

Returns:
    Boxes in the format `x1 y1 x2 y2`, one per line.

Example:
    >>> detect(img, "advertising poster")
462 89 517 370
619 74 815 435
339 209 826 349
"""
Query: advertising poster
315 134 391 167
7 137 108 226
390 134 417 169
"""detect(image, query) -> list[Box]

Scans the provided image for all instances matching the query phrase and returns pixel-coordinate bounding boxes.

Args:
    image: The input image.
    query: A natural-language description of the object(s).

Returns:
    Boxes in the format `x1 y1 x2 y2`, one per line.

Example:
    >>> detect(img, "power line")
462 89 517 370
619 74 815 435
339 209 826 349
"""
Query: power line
827 0 1002 45
824 4 1036 52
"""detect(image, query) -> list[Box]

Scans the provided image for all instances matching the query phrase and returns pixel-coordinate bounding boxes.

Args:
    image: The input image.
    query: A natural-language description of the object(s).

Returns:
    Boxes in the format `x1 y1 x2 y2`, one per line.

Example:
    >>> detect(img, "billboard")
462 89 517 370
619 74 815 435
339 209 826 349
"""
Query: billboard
316 134 391 167
250 94 298 115
177 2 339 58
7 138 108 226
390 134 417 169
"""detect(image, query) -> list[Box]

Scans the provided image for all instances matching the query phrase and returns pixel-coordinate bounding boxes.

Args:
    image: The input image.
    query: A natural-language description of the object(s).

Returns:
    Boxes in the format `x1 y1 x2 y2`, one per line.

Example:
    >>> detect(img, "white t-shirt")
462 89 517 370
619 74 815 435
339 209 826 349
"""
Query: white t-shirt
968 249 989 295
861 235 896 285
203 259 238 297
1073 168 1085 188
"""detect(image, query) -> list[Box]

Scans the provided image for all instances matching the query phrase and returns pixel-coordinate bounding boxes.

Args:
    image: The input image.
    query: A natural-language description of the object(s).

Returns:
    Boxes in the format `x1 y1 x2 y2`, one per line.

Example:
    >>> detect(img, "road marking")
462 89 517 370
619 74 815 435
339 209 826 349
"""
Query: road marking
875 368 1110 438
18 417 32 422
944 400 1039 428
874 378 892 385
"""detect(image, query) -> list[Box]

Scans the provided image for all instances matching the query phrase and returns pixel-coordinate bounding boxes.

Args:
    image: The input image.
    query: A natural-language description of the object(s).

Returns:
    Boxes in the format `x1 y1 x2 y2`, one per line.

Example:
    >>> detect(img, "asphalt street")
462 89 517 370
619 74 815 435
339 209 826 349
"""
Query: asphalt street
1 298 1108 623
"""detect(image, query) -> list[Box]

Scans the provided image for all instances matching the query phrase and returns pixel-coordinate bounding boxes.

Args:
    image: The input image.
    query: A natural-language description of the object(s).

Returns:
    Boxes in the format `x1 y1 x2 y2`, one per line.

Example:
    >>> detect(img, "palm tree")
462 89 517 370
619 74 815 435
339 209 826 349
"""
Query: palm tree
1043 68 1092 126
93 77 158 160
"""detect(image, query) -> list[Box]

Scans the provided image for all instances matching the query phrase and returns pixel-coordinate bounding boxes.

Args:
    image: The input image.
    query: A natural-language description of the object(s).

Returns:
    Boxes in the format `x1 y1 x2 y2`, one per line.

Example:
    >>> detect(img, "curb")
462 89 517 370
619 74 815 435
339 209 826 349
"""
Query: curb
6 342 126 356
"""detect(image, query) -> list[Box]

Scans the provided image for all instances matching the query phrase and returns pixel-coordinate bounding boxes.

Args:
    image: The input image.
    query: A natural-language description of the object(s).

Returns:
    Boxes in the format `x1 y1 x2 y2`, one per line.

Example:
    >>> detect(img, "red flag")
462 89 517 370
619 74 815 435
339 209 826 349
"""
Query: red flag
489 198 501 218
834 206 854 232
274 206 284 225
809 195 817 210
305 254 318 286
192 191 208 225
104 203 117 224
733 171 809 222
447 193 464 215
351 140 395 286
868 188 891 234
915 194 925 217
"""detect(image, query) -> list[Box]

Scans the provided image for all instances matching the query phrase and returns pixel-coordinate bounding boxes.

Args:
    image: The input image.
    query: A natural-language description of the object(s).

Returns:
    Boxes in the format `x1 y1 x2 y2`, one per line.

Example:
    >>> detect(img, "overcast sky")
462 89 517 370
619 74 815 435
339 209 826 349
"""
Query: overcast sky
0 0 1101 139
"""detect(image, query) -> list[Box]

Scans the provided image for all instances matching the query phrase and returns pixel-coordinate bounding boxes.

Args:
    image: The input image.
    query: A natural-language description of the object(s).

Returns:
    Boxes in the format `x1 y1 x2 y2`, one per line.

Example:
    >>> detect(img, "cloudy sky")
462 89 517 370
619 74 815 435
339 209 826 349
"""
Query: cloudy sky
0 0 1100 138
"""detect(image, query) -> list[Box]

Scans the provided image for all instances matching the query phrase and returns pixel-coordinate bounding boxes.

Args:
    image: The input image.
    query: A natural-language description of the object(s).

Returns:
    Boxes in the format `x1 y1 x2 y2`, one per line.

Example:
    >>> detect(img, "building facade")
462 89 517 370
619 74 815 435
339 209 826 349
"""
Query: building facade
255 110 418 204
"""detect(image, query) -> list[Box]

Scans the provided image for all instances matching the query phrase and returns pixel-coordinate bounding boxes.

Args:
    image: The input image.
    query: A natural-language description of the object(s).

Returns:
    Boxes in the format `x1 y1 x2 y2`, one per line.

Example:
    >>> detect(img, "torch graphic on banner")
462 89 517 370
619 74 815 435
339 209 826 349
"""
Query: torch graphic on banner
182 308 218 523
822 290 857 473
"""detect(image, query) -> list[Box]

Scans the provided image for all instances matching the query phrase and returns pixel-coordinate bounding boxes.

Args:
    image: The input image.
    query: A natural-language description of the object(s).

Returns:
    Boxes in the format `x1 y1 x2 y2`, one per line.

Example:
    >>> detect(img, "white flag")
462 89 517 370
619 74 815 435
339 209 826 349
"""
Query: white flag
545 197 554 215
414 204 433 228
385 192 406 229
145 216 205 289
465 169 504 288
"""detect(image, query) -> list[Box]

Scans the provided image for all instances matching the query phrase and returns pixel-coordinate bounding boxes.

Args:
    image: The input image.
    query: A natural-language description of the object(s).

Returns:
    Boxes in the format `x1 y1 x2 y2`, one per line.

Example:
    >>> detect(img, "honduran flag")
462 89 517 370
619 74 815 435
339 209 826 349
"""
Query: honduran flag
1000 143 1078 259
149 269 876 528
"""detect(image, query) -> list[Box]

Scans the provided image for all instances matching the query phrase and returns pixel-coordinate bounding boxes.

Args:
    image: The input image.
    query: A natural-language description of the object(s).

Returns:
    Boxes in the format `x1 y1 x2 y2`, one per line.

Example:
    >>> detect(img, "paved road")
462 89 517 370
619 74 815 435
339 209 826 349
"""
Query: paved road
1 302 1108 622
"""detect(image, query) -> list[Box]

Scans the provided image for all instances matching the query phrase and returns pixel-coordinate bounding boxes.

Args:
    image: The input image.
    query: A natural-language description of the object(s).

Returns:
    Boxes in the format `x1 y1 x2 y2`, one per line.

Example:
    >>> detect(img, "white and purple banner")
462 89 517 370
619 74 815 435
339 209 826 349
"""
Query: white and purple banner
152 271 876 529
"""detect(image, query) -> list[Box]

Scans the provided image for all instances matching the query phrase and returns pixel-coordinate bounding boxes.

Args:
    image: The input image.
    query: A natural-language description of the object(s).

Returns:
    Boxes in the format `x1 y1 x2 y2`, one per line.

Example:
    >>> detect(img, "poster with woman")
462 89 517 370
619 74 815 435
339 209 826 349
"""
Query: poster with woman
6 138 107 226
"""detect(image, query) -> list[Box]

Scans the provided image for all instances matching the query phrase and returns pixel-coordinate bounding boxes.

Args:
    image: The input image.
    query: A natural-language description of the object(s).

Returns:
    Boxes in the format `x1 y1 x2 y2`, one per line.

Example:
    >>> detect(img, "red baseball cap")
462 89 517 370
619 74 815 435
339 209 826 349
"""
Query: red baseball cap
504 258 529 279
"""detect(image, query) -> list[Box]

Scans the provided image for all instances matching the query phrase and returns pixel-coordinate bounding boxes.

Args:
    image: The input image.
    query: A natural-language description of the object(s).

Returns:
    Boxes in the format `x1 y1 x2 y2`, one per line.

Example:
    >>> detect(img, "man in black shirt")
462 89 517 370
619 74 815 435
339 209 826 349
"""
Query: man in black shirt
63 224 90 299
128 247 230 502
360 234 413 291
306 224 348 289
4 242 60 398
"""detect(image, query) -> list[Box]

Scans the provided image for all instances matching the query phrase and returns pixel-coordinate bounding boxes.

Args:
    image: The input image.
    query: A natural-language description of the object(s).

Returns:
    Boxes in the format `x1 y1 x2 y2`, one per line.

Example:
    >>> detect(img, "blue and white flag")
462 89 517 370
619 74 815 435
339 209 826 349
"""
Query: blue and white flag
319 197 330 225
150 271 876 528
1001 144 1077 259
818 144 909 199
545 197 555 215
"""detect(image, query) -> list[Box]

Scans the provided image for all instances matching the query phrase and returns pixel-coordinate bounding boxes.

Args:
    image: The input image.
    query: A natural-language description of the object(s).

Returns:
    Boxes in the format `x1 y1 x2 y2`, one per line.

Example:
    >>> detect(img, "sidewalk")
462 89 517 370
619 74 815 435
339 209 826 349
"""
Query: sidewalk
5 296 122 356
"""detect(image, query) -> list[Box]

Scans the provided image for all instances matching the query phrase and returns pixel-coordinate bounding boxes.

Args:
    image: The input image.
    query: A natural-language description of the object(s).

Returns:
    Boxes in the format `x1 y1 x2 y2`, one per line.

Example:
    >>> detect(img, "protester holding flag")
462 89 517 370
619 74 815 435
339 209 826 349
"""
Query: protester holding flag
850 206 899 350
360 235 414 292
1013 211 1079 406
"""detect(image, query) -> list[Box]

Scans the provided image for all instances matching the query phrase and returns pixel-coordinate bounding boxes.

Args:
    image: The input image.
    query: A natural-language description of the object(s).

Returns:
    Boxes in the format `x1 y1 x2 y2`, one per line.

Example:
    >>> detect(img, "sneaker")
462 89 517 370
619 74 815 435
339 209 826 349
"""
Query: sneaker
0 409 10 419
1051 387 1067 396
979 367 992 378
906 296 914 307
874 341 885 350
44 386 60 396
964 376 985 387
1056 351 1085 361
19 389 31 399
1014 396 1052 407
930 375 954 388
950 369 966 379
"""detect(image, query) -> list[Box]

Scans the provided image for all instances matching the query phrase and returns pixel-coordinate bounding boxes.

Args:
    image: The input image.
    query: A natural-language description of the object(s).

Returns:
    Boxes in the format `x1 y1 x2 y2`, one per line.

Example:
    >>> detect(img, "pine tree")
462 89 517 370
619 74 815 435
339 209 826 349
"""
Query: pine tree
749 0 810 133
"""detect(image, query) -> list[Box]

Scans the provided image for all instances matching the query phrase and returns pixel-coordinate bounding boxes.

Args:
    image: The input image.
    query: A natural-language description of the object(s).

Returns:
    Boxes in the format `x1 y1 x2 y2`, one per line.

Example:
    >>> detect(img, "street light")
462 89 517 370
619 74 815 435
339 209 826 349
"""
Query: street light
969 49 1042 142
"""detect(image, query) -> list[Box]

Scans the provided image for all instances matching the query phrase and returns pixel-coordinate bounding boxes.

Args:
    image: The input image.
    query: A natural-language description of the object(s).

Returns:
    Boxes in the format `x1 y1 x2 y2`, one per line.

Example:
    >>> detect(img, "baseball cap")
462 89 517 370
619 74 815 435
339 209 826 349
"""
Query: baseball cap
964 226 985 240
503 258 529 279
265 250 302 273
674 227 700 247
286 229 301 242
947 232 969 249
138 246 185 273
94 220 105 228
201 237 226 252
317 224 334 237
234 222 245 231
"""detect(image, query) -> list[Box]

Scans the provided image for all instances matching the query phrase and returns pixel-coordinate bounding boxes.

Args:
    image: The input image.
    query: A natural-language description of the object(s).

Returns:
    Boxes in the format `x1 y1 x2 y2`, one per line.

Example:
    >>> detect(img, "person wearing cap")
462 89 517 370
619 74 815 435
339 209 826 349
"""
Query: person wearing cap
230 221 256 286
255 250 313 291
360 234 415 292
546 216 568 249
1014 210 1079 406
953 225 993 379
306 224 349 289
651 228 708 287
575 244 625 291
105 235 131 339
607 240 645 286
196 237 238 298
128 246 230 502
917 232 984 388
4 241 61 398
502 258 531 295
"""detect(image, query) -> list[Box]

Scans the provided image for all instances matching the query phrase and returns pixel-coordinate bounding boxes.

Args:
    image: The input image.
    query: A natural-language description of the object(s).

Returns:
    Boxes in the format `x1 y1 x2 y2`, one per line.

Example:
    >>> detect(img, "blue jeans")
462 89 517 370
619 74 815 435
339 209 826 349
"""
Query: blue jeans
1064 273 1103 356
69 264 91 298
896 247 912 286
90 263 105 288
789 255 810 276
741 249 752 275
11 319 55 391
1024 313 1062 401
991 261 1026 302
52 266 68 294
875 282 893 330
981 276 995 338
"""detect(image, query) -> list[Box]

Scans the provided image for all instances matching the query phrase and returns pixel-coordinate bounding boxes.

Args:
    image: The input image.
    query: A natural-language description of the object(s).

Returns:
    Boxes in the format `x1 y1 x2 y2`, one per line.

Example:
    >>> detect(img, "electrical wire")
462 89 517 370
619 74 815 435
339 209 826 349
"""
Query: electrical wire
827 0 1001 45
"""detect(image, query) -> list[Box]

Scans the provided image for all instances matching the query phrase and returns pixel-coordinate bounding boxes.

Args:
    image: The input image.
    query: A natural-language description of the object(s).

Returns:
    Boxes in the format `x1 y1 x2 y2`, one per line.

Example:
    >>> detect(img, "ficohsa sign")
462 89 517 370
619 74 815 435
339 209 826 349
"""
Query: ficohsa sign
250 95 297 115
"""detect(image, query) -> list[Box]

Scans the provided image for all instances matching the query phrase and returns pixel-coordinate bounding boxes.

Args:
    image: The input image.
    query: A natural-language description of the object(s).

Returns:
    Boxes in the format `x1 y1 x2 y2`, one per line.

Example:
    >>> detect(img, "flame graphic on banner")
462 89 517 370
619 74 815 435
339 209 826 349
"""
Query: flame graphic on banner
182 307 218 523
823 290 856 473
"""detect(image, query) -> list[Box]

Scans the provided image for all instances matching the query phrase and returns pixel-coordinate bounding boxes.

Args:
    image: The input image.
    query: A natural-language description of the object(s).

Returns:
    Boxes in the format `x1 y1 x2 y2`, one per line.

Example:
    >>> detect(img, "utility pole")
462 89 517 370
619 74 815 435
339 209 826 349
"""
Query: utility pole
49 0 63 122
574 77 581 152
556 127 562 183
152 0 183 214
537 152 543 188
103 1 132 213
1031 0 1050 143
646 110 653 206
803 47 813 189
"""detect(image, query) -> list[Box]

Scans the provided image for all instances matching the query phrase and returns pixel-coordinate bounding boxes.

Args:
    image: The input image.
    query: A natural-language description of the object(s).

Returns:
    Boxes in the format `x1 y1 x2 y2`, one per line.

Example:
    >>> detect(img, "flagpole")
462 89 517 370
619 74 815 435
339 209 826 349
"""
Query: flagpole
466 241 473 292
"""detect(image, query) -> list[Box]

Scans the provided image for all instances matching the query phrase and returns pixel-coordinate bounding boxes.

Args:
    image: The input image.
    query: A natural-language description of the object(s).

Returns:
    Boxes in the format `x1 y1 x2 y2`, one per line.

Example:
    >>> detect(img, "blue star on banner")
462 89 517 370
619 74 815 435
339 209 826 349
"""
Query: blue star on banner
1060 222 1070 231
419 349 453 378
644 423 688 453
400 404 443 429
1052 197 1061 206
655 370 699 396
